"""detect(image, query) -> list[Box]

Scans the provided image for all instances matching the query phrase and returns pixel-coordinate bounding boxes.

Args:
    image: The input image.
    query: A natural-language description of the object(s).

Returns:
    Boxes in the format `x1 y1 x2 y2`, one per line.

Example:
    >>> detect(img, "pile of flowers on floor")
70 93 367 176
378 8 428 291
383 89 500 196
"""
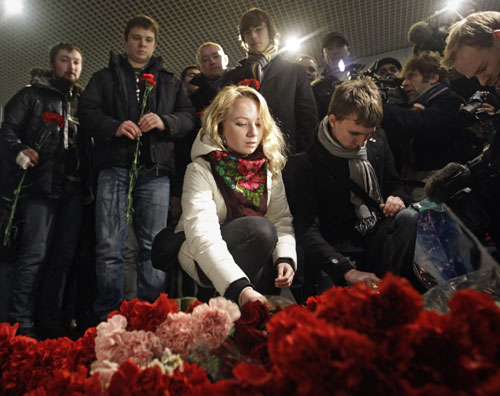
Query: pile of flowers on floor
1 273 500 395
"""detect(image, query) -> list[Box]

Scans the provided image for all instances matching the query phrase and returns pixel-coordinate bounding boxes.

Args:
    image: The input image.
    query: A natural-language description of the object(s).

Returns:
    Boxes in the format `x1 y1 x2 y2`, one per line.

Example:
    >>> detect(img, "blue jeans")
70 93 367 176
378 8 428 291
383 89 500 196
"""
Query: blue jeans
93 167 169 319
8 181 83 328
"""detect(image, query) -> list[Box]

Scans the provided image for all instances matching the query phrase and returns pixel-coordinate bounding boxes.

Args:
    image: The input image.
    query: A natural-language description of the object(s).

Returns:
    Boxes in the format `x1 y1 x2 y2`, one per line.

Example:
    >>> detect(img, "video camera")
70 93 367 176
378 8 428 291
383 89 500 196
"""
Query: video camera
425 107 500 244
458 90 500 127
345 63 407 106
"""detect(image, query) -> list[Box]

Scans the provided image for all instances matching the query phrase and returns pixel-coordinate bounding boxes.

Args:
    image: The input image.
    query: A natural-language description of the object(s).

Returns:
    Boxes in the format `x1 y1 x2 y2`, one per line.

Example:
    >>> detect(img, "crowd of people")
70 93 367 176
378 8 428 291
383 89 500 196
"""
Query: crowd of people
1 7 499 340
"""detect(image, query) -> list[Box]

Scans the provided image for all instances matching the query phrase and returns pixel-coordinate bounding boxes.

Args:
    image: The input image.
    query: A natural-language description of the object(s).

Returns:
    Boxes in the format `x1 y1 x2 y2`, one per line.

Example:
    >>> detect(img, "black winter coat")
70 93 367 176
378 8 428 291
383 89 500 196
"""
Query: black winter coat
0 69 84 199
223 55 318 154
287 127 405 283
172 73 223 197
78 54 195 177
382 83 481 171
311 66 343 120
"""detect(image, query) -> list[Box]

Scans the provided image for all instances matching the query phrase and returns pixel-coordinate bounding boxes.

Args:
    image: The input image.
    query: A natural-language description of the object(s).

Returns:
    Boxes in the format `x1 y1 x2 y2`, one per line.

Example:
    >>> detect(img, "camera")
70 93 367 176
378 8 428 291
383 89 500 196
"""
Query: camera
346 63 407 106
458 90 500 127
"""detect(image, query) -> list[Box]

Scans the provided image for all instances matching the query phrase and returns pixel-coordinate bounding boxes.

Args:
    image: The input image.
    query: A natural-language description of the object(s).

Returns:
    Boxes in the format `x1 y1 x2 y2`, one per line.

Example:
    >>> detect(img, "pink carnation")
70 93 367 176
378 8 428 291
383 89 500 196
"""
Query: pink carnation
121 330 163 366
94 314 162 366
191 297 240 349
94 315 128 363
156 312 196 357
90 359 119 389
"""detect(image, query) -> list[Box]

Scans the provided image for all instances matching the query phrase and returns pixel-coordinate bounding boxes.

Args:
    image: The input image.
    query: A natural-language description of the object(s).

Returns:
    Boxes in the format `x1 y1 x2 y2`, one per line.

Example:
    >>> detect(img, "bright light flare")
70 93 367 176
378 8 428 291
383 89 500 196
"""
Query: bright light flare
338 59 345 72
445 0 462 11
4 0 23 15
285 36 301 53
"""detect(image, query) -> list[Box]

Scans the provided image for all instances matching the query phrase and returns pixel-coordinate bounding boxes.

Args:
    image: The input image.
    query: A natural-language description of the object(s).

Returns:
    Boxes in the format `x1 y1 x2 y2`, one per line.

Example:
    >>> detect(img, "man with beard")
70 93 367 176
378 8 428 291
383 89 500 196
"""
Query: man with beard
1 42 85 339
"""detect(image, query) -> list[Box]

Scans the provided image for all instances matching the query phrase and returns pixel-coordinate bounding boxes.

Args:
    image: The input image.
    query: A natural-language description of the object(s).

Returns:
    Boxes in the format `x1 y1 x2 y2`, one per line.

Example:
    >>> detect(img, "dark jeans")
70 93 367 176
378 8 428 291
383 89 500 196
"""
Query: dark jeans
196 216 279 302
8 181 83 328
93 167 169 320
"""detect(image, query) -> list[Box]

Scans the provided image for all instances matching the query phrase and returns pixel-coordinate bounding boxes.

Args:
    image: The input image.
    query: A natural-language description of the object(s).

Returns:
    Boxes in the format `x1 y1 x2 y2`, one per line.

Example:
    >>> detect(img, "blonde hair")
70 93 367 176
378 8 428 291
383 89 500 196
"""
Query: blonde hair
328 78 383 127
443 11 500 68
196 41 224 63
201 85 286 177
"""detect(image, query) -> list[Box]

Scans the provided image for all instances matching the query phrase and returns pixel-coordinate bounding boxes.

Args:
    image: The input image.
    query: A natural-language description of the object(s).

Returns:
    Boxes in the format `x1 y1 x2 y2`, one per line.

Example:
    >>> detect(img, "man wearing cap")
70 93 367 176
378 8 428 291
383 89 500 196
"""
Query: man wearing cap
312 32 351 119
375 57 402 79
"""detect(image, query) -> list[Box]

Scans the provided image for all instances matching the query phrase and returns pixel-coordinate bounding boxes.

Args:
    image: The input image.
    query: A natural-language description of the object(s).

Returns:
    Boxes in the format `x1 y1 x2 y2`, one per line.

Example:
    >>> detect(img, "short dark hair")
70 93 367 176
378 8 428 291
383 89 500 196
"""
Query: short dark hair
321 32 349 50
238 8 280 49
49 42 82 65
181 65 199 82
328 79 383 127
402 51 449 85
124 14 159 42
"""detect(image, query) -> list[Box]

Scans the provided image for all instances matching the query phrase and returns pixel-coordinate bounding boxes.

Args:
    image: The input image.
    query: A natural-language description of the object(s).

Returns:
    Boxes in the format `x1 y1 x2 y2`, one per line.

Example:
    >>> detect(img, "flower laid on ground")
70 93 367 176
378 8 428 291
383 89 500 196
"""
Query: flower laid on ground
2 275 500 395
125 73 157 223
2 112 63 246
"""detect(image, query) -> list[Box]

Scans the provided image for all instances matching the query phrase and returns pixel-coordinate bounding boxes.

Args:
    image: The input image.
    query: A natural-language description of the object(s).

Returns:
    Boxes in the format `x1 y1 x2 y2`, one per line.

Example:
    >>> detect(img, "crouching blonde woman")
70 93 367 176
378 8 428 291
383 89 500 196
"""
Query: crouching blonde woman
177 85 296 306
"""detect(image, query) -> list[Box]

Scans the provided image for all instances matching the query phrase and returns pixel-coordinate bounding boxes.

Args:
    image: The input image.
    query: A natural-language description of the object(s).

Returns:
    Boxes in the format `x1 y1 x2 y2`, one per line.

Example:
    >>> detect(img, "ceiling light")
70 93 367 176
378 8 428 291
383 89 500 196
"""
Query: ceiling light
285 36 301 53
4 0 23 15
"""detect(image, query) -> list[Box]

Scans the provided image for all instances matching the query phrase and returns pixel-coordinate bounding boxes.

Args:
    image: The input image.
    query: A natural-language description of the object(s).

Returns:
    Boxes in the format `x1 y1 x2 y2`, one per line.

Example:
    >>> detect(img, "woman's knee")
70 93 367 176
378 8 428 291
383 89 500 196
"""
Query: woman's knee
221 216 277 251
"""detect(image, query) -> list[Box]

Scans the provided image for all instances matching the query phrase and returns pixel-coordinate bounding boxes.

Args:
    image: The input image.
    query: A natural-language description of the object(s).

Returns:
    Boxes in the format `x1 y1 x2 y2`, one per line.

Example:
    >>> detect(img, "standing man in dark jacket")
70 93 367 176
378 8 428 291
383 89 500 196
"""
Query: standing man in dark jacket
190 42 229 115
78 14 195 321
311 32 350 120
289 79 417 293
1 42 84 338
223 8 318 155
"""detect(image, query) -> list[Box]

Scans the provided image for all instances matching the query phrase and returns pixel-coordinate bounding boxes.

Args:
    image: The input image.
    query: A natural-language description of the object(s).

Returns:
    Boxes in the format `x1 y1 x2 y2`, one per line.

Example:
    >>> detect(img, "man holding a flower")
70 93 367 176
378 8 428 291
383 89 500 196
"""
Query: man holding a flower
1 42 85 339
78 14 195 323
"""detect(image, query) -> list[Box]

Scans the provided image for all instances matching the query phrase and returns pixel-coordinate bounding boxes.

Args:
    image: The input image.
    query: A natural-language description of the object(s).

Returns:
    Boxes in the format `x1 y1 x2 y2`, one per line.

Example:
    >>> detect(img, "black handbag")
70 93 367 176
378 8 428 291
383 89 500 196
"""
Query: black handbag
151 228 186 273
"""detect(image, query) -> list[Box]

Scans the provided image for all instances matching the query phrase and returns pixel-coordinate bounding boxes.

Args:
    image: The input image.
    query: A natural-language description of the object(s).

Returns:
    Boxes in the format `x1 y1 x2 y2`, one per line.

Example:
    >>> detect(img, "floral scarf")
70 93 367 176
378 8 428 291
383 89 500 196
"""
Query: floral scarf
206 148 268 221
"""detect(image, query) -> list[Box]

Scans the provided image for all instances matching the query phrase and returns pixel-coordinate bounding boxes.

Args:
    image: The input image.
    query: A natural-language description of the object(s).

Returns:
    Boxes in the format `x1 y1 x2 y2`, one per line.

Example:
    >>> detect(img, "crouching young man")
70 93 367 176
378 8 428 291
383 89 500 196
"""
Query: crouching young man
288 78 418 292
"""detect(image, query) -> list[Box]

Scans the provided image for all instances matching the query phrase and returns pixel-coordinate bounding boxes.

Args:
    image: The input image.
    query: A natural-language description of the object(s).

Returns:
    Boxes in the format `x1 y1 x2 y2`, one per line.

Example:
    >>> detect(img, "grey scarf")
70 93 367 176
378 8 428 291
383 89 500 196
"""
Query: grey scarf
318 117 383 235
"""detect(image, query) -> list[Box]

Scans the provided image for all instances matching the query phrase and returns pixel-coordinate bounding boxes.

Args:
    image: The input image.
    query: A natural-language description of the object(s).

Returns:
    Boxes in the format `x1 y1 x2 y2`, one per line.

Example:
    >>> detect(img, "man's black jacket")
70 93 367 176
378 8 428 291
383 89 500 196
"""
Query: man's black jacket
1 69 86 199
78 53 195 178
287 126 405 283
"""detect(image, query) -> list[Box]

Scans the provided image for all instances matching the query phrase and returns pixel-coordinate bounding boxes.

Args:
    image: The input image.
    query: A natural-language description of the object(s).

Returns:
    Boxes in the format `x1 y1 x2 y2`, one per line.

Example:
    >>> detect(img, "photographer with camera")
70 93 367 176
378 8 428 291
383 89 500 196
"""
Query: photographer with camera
424 11 500 249
312 32 350 119
381 51 482 201
375 57 402 79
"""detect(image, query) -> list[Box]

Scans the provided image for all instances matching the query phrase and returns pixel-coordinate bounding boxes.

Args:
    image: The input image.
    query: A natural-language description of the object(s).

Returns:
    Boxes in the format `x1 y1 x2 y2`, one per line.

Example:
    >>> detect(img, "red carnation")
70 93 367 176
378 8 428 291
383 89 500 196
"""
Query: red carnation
239 78 260 90
109 293 179 332
140 73 157 87
237 300 271 329
42 112 64 128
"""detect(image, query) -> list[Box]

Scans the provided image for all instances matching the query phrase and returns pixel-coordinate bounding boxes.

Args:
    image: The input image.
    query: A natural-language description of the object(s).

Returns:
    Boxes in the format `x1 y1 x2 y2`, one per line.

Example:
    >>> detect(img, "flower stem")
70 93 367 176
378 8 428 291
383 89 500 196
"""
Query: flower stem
3 170 27 247
126 137 141 223
125 81 154 224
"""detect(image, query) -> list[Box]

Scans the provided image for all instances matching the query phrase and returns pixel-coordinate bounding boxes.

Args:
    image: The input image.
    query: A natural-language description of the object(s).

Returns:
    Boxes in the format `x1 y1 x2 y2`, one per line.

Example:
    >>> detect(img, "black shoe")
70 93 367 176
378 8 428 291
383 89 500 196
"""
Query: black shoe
16 326 39 340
